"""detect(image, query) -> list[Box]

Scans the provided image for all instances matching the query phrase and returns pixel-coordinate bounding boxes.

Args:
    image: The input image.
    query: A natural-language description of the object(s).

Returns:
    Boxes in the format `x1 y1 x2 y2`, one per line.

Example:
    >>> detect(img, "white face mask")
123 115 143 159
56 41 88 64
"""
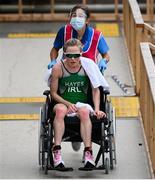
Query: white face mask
70 17 86 31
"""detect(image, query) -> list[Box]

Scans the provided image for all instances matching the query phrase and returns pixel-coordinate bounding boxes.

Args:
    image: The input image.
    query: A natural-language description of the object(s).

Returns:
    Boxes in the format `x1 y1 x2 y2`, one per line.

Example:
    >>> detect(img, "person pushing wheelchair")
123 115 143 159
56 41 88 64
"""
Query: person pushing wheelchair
48 4 110 73
50 38 109 169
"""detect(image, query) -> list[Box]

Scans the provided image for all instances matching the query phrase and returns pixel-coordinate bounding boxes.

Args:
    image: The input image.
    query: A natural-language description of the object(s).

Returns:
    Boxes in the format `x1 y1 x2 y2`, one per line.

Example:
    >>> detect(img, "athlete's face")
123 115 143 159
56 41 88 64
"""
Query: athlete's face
65 46 81 68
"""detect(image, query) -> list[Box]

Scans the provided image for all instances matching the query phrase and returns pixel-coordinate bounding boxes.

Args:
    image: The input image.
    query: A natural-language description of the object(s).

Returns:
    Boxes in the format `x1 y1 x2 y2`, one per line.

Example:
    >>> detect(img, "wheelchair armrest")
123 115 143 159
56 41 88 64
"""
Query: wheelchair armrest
43 90 50 96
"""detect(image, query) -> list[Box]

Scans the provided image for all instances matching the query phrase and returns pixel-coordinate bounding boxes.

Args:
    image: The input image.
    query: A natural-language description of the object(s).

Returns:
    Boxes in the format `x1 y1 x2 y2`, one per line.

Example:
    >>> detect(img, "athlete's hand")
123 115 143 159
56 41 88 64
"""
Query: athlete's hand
67 104 77 114
94 110 106 119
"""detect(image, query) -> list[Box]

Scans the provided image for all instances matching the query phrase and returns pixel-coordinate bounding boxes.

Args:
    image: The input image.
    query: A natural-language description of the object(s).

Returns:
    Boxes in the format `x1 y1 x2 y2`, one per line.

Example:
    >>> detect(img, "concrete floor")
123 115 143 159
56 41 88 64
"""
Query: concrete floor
0 119 151 179
0 36 135 97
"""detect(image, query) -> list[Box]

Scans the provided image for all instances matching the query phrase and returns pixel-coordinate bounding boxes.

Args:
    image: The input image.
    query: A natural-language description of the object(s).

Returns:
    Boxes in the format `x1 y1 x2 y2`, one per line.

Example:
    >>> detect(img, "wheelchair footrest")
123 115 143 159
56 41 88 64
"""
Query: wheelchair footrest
79 165 106 171
78 167 96 171
48 166 73 172
95 165 105 170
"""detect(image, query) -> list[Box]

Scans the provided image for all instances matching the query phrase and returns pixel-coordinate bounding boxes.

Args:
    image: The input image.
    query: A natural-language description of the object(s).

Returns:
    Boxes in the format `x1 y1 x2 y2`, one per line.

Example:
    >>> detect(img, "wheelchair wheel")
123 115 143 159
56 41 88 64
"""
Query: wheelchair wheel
101 122 106 168
44 122 52 174
109 134 116 169
38 106 45 169
106 101 117 169
106 101 116 136
38 104 48 170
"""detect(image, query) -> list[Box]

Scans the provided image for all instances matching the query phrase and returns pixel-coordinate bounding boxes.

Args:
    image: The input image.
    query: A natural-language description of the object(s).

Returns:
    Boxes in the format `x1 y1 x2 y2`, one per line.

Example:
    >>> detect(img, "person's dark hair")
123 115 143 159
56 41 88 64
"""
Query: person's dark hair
70 4 90 19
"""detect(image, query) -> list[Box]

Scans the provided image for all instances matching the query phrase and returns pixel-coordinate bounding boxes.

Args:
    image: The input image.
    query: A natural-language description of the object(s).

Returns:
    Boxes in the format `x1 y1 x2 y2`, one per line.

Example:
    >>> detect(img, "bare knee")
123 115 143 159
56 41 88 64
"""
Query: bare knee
54 104 67 120
78 108 90 121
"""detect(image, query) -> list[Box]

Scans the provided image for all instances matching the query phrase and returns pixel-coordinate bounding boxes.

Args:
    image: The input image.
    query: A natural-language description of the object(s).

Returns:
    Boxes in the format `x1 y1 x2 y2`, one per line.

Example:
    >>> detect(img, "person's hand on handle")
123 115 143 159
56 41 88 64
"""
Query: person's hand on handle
98 58 108 73
47 59 57 69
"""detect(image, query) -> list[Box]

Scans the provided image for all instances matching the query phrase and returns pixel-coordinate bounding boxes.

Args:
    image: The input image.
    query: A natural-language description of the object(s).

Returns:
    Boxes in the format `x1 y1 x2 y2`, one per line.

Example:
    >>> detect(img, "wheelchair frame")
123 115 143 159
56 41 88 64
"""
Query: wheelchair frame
38 87 116 174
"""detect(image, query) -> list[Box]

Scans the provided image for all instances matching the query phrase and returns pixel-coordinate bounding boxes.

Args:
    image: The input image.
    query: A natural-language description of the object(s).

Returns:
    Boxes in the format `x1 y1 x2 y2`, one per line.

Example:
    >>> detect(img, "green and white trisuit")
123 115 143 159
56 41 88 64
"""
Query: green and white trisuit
59 61 89 104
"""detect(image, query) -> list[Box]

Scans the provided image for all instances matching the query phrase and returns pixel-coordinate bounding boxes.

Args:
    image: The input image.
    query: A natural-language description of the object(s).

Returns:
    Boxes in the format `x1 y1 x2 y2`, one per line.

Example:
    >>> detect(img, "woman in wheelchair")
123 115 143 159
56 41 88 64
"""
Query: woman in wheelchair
50 38 108 169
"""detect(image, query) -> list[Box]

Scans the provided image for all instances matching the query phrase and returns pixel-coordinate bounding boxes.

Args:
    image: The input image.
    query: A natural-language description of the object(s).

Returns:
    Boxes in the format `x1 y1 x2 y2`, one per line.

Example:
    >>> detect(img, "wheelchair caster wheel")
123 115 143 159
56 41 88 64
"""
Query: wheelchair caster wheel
71 142 81 151
105 157 110 174
44 166 48 175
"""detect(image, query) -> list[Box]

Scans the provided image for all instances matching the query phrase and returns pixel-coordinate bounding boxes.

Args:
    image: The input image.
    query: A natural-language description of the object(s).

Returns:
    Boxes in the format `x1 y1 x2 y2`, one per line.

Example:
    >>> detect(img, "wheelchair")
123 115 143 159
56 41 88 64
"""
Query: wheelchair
38 85 116 174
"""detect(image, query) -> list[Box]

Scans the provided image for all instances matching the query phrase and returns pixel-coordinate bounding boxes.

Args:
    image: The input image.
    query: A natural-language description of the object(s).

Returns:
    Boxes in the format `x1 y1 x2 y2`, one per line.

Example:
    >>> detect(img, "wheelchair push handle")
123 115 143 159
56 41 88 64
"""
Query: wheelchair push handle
43 90 50 96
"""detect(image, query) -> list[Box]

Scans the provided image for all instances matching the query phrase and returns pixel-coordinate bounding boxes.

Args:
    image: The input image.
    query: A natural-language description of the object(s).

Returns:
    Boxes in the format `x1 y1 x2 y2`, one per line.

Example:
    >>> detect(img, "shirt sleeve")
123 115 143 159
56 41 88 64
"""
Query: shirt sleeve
98 34 110 54
53 26 65 49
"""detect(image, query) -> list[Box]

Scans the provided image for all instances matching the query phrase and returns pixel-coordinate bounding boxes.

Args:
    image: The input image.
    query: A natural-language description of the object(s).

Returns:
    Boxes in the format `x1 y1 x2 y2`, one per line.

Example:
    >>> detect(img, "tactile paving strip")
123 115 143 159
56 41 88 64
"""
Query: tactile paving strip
0 114 39 120
0 97 45 103
111 96 139 118
8 33 56 38
7 23 119 38
0 96 139 120
96 23 119 37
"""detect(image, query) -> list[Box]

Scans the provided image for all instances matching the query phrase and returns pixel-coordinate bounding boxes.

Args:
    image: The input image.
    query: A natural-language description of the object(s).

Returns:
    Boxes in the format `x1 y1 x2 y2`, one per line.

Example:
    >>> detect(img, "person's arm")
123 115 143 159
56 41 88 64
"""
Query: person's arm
50 64 70 107
101 52 110 62
98 34 110 58
48 47 59 69
48 27 64 69
50 27 64 60
92 87 100 112
92 87 106 119
50 64 77 113
50 47 59 60
97 35 110 72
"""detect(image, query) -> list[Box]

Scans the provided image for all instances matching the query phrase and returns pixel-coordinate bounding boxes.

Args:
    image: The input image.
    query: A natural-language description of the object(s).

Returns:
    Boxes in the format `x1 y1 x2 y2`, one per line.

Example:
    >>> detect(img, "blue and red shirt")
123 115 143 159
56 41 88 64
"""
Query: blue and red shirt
53 24 109 63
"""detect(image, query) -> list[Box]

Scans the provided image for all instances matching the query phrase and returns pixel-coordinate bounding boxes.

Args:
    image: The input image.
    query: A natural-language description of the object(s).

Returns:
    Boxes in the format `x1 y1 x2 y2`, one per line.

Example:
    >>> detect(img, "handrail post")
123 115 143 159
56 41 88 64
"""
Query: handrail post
114 0 119 19
18 0 23 19
146 0 154 25
123 0 144 95
50 0 54 17
135 26 143 95
82 0 87 5
140 43 155 177
123 0 130 48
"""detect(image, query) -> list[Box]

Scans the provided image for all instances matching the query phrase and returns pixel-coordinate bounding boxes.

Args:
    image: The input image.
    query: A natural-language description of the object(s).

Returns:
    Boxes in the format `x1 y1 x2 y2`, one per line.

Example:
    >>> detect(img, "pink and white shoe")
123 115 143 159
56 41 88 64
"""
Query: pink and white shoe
53 149 65 168
84 150 95 168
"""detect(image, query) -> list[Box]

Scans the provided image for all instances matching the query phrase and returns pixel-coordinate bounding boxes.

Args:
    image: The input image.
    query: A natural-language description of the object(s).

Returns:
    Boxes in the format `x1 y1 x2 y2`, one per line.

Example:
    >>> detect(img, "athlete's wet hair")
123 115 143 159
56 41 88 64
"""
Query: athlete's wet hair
63 38 83 52
70 4 90 19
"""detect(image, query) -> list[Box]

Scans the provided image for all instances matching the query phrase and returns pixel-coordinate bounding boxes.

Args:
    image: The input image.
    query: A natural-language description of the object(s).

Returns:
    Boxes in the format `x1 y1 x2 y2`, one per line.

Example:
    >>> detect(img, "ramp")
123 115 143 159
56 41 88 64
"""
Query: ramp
0 22 152 178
